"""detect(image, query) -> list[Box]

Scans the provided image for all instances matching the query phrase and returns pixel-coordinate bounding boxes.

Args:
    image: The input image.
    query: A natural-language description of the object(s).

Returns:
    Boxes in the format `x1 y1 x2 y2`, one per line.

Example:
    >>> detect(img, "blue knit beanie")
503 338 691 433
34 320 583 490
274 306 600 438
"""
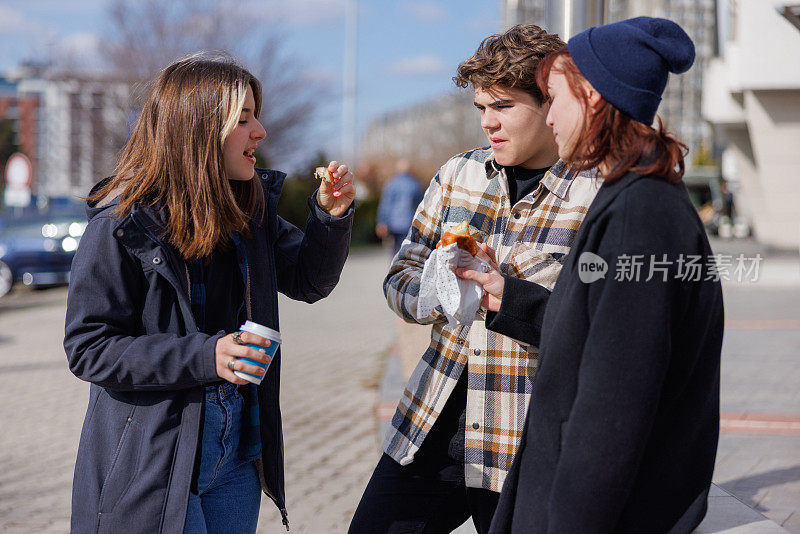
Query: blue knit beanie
567 17 695 125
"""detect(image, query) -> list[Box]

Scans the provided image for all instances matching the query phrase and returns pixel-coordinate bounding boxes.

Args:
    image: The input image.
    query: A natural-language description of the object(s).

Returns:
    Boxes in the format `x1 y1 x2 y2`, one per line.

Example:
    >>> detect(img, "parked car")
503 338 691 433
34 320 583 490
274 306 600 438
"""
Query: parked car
0 216 86 297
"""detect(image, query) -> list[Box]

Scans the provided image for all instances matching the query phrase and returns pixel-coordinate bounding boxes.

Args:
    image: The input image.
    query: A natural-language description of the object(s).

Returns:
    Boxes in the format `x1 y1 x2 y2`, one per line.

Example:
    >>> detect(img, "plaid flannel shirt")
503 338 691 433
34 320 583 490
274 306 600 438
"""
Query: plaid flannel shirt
382 148 600 492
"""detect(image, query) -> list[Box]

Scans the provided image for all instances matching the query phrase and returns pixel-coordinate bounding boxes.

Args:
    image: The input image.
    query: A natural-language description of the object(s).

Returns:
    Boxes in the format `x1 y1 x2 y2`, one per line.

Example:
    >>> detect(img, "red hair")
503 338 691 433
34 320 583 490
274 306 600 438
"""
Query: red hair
536 47 687 183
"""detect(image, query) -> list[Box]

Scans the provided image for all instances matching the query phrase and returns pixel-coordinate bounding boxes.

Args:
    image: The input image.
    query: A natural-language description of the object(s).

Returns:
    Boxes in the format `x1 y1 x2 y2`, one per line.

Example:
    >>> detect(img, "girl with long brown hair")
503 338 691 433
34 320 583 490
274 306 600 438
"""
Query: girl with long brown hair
64 53 355 533
459 18 725 533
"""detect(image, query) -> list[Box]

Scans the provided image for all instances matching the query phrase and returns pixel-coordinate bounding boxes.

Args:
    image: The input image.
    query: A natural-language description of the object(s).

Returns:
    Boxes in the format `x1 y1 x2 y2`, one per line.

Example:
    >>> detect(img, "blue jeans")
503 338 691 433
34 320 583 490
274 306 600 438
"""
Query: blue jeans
184 383 261 534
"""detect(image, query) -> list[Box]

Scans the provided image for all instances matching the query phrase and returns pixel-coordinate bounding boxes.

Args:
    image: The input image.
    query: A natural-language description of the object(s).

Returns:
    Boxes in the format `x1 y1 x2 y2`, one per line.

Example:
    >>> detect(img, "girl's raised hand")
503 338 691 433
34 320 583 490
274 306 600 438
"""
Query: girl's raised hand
317 161 356 217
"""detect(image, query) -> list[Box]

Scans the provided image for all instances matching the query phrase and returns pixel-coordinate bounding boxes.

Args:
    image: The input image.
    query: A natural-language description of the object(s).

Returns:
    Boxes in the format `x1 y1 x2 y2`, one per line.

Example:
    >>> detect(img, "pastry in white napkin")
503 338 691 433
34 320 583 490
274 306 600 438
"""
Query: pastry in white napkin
417 242 489 327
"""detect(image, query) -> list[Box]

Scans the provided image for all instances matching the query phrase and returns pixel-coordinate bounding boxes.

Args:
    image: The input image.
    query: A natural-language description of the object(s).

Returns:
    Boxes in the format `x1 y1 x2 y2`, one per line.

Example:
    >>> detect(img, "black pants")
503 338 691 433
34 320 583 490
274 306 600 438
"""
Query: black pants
349 376 499 533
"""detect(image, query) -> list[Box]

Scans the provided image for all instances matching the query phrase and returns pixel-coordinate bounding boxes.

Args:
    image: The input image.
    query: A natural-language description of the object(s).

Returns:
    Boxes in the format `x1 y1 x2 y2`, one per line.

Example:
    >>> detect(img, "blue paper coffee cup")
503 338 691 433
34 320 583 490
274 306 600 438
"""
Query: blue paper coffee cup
234 320 281 385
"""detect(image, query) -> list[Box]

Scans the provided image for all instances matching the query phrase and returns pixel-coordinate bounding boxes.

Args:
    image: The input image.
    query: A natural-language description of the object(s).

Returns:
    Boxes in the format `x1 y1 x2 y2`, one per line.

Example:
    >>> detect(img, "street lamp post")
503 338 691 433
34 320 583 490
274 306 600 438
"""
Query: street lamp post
342 0 358 164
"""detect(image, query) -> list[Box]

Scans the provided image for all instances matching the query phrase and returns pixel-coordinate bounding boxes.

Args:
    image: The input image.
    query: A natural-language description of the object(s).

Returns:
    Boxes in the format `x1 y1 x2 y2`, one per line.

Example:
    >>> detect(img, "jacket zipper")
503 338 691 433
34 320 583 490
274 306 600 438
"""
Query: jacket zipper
262 489 290 531
185 265 190 302
243 260 289 530
185 261 289 531
245 259 252 320
133 217 286 529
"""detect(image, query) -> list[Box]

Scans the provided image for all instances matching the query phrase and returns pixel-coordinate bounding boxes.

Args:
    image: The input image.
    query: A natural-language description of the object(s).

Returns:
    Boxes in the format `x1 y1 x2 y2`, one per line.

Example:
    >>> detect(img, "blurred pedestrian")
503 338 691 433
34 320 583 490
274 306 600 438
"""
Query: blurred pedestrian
458 17 725 534
720 179 736 218
63 52 355 533
375 159 424 257
350 25 599 534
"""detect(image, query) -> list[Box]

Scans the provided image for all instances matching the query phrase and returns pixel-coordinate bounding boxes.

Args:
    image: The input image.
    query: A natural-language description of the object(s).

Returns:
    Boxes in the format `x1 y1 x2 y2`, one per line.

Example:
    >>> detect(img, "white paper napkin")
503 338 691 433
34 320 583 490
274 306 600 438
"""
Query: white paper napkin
417 242 489 328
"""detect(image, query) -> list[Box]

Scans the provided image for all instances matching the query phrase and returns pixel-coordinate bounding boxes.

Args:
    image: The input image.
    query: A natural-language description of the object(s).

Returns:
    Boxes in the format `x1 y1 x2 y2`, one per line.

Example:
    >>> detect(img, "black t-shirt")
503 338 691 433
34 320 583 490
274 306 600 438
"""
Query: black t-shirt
506 165 550 206
421 369 468 462
191 244 260 463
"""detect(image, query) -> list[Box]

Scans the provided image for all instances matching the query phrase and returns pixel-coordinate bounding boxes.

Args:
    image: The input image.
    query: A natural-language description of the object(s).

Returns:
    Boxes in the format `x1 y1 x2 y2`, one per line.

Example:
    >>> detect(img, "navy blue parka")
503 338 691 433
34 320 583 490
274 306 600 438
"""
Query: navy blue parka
64 169 353 533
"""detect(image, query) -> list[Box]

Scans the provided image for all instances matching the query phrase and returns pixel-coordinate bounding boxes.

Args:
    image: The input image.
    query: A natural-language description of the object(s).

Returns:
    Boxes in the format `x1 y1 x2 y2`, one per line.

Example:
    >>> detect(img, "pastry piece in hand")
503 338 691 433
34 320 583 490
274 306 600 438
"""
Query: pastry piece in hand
436 221 480 256
314 167 336 184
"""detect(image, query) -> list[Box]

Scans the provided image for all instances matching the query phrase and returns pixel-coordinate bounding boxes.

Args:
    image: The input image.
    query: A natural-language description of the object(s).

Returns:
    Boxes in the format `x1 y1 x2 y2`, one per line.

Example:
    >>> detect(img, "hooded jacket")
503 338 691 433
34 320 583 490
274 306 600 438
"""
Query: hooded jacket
64 169 353 533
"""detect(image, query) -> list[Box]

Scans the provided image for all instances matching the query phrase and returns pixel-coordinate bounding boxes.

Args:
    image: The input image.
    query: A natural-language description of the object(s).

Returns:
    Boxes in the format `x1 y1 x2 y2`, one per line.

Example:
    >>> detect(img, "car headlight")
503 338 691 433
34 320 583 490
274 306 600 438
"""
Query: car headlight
42 224 58 238
61 237 78 252
69 222 86 237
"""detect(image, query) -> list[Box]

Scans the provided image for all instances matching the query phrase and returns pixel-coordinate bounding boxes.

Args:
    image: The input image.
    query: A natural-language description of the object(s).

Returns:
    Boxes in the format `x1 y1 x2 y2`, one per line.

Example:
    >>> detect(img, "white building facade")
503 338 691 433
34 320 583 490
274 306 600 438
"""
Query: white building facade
360 92 487 180
501 0 716 157
702 0 800 250
14 69 130 201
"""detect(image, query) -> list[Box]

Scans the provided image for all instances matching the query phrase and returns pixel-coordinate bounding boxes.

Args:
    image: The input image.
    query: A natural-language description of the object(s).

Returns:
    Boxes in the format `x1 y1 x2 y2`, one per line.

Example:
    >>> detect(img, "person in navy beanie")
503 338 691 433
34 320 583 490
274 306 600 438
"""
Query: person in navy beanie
457 17 725 533
568 16 695 125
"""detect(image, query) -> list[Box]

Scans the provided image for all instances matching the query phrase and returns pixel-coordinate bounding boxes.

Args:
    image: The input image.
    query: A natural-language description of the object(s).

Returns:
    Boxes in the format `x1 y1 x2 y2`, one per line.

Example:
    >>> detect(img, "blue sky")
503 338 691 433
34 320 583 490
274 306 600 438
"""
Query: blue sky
0 0 501 166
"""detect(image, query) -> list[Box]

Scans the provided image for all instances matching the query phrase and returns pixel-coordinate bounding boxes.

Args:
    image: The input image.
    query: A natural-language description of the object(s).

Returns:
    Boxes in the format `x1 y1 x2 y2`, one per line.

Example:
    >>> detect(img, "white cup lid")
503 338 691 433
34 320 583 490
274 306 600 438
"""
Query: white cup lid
240 320 281 342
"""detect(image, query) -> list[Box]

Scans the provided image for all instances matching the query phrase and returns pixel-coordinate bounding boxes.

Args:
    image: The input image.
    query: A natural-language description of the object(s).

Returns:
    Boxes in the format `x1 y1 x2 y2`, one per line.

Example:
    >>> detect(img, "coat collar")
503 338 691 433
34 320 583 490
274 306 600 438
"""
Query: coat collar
566 169 650 261
87 167 287 244
579 169 653 229
579 148 673 227
258 167 287 227
85 168 287 312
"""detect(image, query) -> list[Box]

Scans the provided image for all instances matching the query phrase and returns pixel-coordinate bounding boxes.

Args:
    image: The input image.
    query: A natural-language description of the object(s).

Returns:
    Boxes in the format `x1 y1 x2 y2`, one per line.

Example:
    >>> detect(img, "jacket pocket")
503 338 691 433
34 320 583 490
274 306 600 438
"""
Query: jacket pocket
98 415 143 513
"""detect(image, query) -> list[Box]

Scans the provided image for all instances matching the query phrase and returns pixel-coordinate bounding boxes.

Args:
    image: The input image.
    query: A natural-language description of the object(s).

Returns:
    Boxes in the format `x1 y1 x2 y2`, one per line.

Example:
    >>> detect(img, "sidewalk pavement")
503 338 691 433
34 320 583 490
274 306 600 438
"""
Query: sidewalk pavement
377 238 800 533
0 239 795 533
0 248 397 533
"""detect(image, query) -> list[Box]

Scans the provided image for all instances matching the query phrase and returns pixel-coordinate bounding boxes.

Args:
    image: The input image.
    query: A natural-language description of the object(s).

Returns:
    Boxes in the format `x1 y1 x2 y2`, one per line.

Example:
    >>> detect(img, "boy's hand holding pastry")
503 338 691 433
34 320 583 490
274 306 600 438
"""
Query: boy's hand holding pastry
456 241 505 312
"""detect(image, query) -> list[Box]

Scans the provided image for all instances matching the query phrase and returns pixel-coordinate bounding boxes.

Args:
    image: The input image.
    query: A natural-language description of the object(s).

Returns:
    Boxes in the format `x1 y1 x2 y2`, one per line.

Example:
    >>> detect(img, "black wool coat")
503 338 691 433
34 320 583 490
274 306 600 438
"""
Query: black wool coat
488 169 724 534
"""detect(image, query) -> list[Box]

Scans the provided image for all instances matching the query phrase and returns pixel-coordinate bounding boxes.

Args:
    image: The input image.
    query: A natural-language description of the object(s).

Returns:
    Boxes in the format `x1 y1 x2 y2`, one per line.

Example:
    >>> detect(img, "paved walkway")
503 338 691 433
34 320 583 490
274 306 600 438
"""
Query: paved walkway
0 249 396 533
256 250 396 532
0 240 797 533
0 287 86 532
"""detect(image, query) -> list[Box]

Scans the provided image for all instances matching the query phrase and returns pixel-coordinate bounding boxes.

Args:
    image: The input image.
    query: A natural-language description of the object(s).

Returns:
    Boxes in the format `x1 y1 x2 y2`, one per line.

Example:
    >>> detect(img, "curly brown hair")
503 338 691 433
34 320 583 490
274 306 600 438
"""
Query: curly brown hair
453 24 565 105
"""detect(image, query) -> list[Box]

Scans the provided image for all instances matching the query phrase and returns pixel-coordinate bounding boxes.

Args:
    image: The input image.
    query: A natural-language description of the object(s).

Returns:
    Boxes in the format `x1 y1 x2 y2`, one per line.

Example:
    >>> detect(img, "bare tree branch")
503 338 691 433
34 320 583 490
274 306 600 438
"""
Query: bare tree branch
100 0 322 167
251 37 324 166
102 0 250 80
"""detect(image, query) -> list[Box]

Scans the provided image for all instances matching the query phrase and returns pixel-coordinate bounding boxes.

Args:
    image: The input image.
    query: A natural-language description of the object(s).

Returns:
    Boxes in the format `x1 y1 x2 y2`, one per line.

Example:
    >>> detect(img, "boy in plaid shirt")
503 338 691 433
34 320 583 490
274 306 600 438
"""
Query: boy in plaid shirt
349 25 599 534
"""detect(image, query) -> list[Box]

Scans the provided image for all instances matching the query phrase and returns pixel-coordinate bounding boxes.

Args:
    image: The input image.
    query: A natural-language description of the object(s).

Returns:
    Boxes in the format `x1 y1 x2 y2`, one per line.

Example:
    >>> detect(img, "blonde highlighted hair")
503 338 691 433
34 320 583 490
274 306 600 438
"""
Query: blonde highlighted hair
90 52 264 260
